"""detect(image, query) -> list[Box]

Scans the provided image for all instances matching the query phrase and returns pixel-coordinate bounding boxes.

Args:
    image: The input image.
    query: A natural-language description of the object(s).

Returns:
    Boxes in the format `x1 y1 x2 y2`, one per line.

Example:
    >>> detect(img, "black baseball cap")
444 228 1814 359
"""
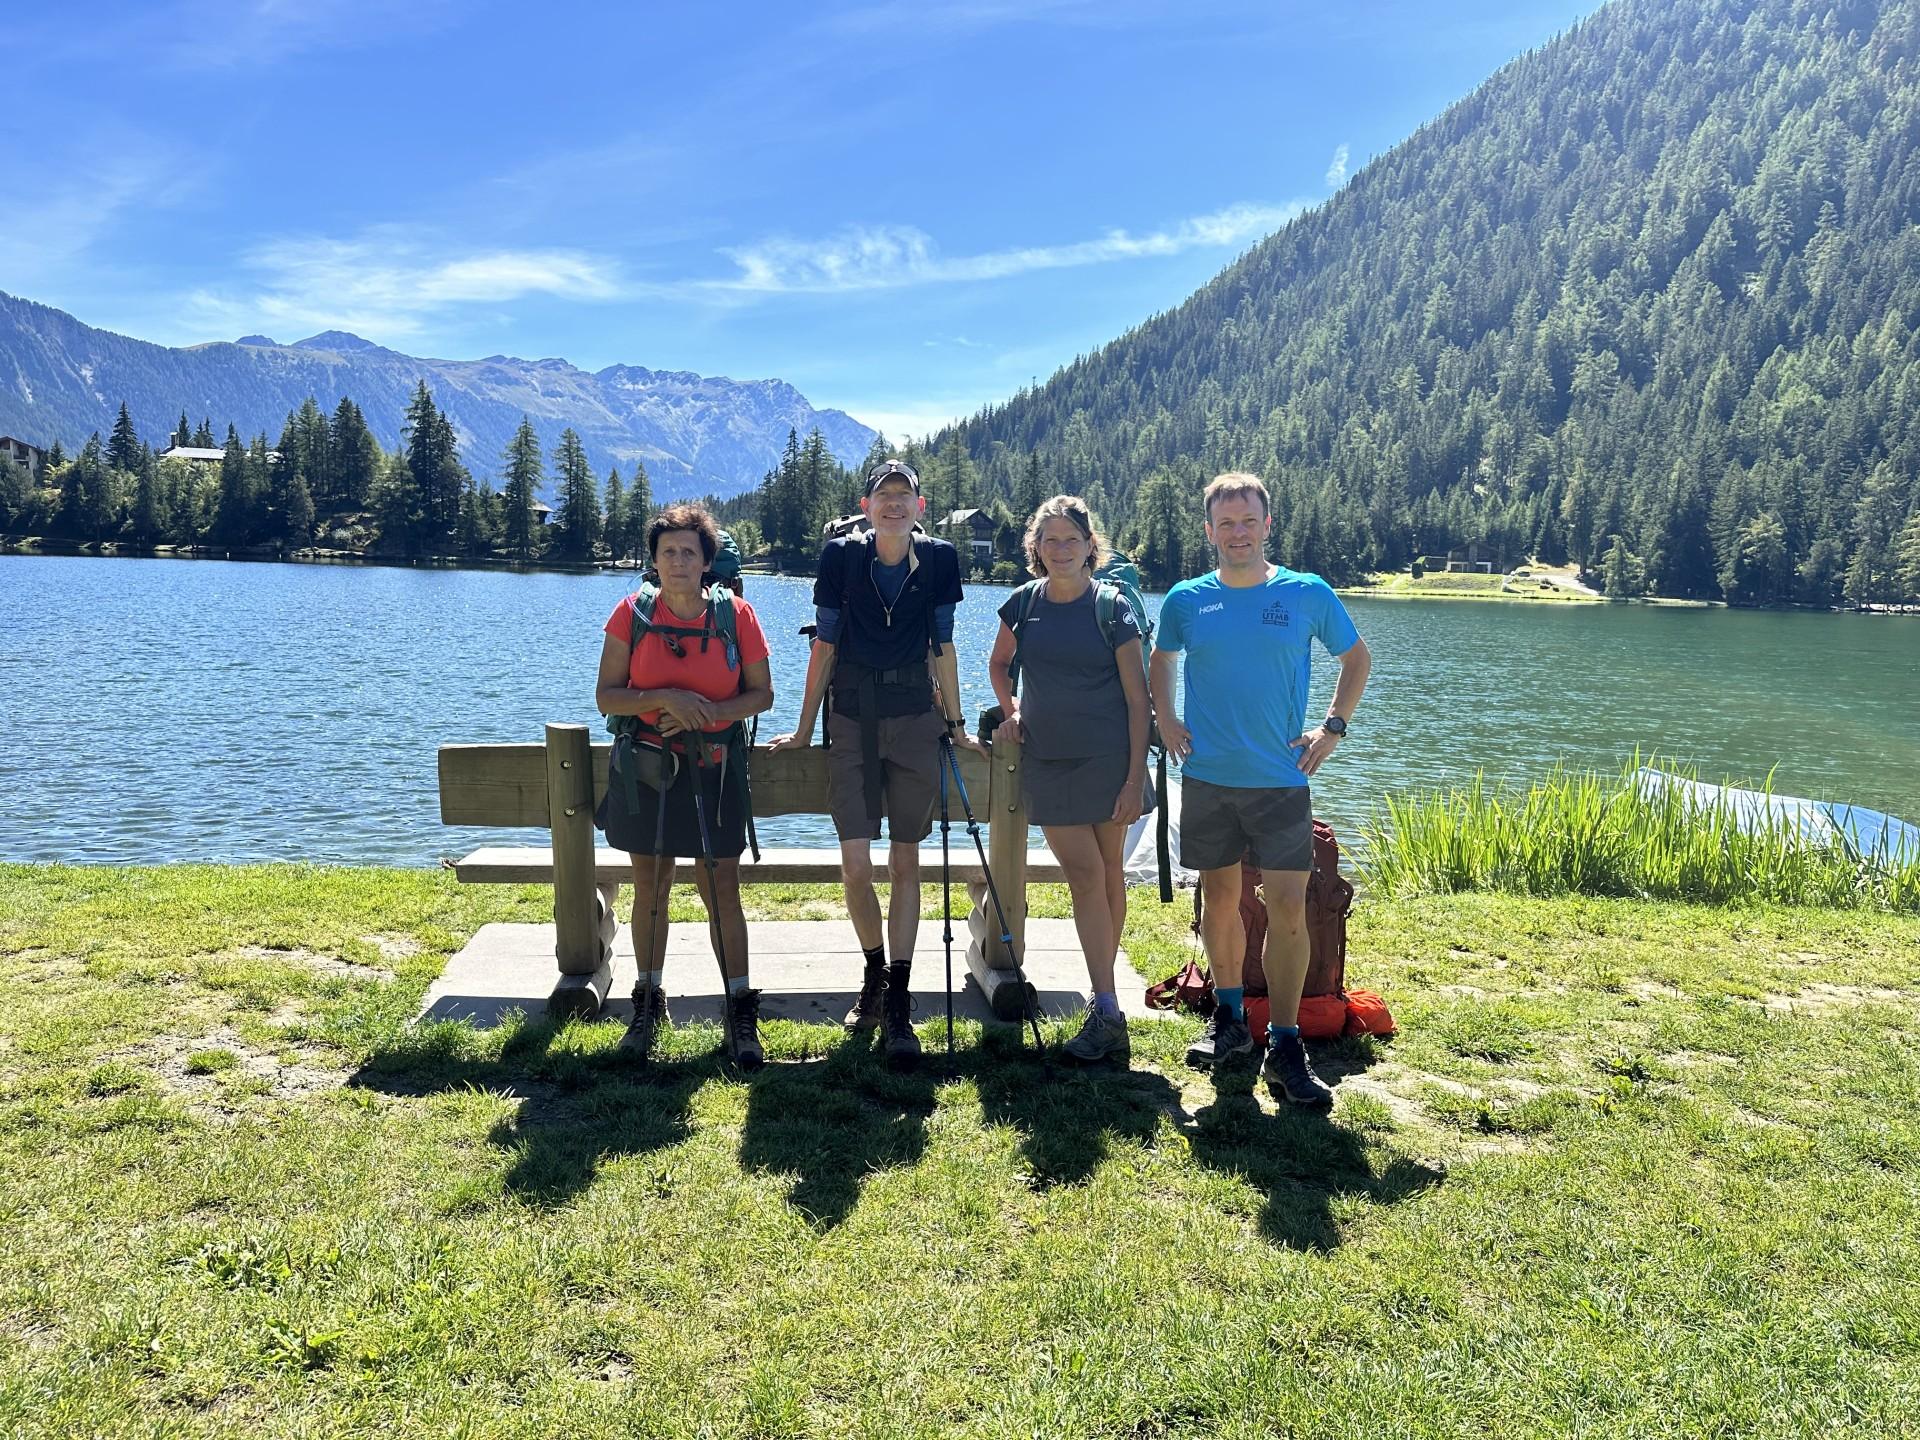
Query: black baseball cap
864 459 921 496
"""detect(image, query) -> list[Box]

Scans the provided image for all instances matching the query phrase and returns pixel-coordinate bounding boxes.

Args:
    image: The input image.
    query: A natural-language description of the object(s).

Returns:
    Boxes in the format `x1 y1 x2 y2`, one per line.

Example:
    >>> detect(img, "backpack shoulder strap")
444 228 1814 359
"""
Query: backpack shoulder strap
626 586 659 648
1006 578 1047 694
1092 579 1121 648
709 584 742 677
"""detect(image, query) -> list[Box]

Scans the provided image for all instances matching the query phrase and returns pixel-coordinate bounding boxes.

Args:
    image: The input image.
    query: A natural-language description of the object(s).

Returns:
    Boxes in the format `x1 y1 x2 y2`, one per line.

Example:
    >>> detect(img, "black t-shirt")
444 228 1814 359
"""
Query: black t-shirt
814 534 964 673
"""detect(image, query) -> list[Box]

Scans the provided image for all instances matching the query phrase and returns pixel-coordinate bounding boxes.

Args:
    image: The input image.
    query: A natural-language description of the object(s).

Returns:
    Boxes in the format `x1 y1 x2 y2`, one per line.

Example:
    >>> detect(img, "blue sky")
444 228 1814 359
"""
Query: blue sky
4 0 1600 441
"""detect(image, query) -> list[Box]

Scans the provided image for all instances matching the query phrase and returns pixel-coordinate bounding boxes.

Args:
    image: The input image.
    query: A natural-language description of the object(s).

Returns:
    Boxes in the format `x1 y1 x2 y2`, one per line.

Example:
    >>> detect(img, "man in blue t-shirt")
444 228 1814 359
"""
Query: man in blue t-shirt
1149 472 1372 1106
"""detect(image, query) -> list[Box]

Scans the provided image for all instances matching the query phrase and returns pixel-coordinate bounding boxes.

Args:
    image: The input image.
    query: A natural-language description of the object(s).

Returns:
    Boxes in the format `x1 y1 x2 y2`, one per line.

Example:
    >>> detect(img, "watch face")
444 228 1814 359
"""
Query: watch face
1325 716 1347 736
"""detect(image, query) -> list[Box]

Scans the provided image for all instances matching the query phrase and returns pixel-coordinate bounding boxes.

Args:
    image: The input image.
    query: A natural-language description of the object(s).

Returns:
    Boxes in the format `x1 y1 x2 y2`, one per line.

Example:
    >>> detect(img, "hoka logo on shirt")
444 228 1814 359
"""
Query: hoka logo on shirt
1197 602 1225 615
1262 603 1291 628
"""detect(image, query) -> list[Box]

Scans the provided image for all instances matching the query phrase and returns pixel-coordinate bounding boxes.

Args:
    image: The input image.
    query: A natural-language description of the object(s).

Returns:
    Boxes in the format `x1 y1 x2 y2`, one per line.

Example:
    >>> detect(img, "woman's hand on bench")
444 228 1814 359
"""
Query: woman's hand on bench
766 729 812 752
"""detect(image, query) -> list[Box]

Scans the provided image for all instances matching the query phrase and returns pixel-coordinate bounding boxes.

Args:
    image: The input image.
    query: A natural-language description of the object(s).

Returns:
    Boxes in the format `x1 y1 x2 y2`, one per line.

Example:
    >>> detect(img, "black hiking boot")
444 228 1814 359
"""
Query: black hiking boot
844 959 887 1031
1262 1031 1335 1108
1184 1006 1253 1068
882 963 921 1072
725 987 765 1072
620 985 670 1063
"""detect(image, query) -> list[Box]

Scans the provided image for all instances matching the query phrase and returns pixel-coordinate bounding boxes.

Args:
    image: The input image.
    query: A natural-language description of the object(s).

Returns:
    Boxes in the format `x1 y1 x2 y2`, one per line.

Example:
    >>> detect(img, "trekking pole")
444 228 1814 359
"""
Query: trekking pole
939 743 955 1067
939 734 1047 1066
688 747 736 1062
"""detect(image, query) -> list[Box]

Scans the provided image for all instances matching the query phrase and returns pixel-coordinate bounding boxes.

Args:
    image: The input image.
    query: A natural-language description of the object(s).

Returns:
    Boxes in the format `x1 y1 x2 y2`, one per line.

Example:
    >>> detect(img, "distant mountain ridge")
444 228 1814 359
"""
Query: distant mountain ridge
0 292 875 498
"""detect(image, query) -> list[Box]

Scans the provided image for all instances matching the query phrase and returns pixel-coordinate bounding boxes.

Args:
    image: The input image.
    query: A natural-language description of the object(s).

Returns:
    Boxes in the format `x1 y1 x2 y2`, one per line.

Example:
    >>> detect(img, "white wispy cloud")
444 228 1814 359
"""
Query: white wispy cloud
709 202 1303 295
184 231 625 343
1326 143 1350 187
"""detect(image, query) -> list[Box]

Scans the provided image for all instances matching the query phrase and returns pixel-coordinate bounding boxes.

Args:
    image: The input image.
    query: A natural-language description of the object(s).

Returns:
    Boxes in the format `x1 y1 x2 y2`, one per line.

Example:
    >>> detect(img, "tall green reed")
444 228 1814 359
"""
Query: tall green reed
1360 757 1919 912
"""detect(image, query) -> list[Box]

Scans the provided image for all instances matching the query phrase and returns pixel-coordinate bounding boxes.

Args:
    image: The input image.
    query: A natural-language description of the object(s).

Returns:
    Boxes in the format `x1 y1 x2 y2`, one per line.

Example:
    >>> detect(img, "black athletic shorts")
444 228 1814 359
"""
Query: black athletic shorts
1180 778 1313 872
599 756 748 860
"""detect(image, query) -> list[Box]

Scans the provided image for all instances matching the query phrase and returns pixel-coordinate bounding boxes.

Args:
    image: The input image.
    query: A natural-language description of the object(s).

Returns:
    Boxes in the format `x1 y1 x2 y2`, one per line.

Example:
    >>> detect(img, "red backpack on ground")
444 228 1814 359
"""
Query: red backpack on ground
1145 819 1394 1040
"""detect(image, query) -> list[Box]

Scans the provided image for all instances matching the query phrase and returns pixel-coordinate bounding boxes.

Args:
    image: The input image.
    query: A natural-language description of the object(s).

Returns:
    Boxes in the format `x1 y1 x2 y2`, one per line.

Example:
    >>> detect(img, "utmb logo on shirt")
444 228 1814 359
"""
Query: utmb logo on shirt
1262 601 1292 628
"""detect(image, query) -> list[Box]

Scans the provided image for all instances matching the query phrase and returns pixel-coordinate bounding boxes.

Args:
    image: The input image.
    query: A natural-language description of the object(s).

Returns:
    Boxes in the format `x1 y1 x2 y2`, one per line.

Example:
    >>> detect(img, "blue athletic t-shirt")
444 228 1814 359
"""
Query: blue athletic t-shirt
1154 567 1359 789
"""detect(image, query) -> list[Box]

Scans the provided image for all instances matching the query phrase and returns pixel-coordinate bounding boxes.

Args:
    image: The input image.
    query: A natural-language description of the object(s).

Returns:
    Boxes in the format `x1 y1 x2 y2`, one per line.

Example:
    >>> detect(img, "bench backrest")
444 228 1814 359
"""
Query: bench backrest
438 738 994 828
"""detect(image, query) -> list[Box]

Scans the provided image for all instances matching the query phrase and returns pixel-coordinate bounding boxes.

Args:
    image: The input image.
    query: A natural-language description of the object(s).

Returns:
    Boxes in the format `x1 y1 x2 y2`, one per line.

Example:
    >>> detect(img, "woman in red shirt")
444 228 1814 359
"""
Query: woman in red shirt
595 504 773 1067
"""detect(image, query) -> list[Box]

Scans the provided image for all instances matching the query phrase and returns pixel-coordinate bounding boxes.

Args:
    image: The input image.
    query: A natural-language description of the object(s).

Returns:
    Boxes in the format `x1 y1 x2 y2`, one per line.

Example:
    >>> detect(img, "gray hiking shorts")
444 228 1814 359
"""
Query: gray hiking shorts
1180 778 1313 873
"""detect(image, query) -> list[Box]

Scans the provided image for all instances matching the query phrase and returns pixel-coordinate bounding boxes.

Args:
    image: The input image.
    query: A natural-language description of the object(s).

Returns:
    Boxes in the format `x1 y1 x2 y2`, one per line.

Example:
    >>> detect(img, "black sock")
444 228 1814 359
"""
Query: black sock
862 944 886 977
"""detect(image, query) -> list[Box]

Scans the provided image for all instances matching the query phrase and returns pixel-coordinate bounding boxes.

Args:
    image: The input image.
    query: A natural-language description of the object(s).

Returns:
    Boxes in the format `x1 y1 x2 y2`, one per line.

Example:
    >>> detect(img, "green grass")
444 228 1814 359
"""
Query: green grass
1362 761 1920 913
2 863 1918 1436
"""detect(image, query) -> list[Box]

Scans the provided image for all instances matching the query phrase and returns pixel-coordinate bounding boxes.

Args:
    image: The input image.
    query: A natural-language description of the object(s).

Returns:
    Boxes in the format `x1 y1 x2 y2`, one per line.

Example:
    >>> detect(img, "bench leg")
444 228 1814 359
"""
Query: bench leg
548 964 615 1022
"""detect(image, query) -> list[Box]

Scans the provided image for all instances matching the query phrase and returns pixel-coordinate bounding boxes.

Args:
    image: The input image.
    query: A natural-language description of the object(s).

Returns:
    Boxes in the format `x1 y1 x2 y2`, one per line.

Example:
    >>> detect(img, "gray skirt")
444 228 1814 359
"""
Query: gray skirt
1023 749 1156 827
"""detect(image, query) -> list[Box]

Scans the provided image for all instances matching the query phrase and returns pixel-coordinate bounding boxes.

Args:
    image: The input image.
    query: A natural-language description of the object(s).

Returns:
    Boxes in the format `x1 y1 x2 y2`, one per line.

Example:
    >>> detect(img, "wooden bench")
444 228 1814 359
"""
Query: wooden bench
437 721 1054 1020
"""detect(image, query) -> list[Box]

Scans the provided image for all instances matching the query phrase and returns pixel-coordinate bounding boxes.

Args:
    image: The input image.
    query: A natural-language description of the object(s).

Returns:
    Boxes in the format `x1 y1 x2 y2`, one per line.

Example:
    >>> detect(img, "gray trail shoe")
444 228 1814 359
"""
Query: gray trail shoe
844 962 886 1031
882 964 921 1072
1063 1004 1131 1064
725 987 765 1072
1262 1032 1334 1108
1185 1007 1254 1068
620 986 670 1062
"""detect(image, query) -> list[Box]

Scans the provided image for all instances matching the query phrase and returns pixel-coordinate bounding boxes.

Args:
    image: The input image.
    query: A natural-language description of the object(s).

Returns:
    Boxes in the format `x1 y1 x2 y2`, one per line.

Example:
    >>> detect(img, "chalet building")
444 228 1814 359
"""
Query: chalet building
1 436 48 477
943 507 995 565
157 444 284 465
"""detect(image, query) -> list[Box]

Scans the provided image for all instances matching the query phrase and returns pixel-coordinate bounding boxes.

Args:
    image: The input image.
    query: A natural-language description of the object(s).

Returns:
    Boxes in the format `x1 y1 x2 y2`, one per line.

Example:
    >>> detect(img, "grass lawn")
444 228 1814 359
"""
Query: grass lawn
1 865 1916 1437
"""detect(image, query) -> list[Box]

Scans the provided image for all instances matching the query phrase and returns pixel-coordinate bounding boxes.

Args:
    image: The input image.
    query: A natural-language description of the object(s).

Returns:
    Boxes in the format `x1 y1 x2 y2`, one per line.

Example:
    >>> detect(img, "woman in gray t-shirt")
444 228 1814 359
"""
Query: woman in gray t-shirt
987 495 1152 1064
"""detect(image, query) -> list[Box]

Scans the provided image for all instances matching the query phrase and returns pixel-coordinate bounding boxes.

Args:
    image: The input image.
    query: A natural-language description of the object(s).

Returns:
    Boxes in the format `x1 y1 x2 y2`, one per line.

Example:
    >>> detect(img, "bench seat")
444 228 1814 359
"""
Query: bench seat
453 845 1065 886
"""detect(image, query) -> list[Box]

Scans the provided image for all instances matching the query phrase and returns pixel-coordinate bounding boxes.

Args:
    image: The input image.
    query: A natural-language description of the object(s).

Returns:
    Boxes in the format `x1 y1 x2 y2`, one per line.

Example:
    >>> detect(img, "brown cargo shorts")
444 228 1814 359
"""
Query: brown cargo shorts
825 708 948 842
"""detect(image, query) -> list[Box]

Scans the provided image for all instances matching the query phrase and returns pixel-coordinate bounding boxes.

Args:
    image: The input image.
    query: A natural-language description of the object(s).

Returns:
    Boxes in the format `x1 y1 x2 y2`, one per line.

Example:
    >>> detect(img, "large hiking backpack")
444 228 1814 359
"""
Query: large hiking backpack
1149 820 1391 1040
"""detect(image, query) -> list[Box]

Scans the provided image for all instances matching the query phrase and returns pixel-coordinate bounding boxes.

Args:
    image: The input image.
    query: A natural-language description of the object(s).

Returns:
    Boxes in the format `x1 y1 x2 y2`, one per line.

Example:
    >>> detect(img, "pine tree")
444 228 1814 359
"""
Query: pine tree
549 428 600 560
191 418 214 448
107 402 141 473
628 458 654 557
174 412 191 449
603 467 628 562
330 398 378 511
501 417 542 562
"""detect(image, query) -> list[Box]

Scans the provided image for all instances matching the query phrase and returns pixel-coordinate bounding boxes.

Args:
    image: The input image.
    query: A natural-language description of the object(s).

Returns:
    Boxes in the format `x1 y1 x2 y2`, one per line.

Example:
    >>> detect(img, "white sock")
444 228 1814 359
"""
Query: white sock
642 969 663 990
726 974 750 995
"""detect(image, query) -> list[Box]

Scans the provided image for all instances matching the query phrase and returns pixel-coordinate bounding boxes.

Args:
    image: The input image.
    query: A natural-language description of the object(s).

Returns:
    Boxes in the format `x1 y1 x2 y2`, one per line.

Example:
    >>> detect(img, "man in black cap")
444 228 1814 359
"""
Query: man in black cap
769 459 976 1070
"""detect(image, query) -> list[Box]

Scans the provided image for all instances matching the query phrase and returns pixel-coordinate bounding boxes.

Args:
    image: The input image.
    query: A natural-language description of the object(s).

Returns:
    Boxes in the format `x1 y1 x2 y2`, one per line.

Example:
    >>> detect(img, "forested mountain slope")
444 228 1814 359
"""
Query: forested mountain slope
947 0 1920 603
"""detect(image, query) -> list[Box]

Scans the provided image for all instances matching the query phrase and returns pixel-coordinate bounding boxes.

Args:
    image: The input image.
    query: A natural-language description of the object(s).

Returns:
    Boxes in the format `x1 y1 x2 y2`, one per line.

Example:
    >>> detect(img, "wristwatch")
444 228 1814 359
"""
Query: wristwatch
1322 714 1349 738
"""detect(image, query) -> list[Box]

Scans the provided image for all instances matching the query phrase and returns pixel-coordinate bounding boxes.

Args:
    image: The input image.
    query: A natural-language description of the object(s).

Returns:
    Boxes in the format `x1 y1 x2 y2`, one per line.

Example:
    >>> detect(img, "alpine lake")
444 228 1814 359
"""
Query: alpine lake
3 552 1916 867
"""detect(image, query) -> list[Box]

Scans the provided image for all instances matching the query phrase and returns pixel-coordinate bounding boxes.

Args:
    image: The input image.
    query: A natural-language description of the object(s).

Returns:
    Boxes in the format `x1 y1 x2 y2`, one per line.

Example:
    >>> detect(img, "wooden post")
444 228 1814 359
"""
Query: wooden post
962 719 1036 1021
546 723 613 1019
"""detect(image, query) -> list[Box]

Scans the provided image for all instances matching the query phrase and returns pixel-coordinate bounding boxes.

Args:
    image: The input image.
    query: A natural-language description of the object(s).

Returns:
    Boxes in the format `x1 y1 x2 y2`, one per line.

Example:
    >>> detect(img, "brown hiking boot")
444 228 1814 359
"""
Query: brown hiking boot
620 985 670 1062
882 963 920 1072
844 961 887 1031
726 987 765 1072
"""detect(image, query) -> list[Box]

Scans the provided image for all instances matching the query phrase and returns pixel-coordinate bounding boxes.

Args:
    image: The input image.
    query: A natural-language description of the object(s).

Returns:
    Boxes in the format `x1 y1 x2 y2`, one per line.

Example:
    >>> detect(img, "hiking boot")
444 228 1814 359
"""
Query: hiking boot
1063 1004 1131 1064
620 985 670 1062
844 961 887 1031
1262 1031 1335 1108
725 987 765 1072
1185 1007 1253 1068
882 964 921 1072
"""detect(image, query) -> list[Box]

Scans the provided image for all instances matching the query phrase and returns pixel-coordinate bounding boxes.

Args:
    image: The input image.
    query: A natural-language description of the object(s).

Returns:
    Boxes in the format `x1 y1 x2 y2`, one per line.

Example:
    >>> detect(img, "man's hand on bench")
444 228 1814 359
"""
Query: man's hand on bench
765 729 813 752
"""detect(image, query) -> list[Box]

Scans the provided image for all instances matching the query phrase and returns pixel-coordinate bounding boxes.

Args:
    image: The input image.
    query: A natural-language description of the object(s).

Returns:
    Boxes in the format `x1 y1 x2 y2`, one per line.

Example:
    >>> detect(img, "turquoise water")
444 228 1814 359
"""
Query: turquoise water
2 554 1916 865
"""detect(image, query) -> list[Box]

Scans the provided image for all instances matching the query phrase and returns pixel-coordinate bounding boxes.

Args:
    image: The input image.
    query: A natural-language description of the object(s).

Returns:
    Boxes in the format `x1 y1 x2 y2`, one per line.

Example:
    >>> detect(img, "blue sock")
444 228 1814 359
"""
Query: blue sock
1216 987 1244 1020
1267 1023 1300 1047
726 975 750 995
1094 991 1122 1018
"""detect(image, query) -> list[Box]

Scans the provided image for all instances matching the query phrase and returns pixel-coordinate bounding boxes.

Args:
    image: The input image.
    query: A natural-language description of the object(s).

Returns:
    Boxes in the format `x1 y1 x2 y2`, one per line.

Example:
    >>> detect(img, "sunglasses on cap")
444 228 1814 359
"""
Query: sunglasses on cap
864 460 921 496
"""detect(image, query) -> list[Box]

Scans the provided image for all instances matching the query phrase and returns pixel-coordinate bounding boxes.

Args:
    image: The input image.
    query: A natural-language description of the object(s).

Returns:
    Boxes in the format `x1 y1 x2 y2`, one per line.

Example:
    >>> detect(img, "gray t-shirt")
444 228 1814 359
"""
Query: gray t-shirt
998 583 1141 760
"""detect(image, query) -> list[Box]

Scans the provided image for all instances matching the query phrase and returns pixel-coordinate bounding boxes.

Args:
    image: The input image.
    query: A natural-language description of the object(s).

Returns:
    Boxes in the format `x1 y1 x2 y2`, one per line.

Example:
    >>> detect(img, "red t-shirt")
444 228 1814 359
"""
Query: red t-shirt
604 591 771 756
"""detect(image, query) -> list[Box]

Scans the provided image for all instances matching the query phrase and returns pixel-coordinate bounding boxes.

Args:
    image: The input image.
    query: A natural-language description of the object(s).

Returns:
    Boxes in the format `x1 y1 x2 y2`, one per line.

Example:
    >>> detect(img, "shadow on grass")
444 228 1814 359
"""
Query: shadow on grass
349 1020 1441 1245
737 1029 939 1227
1186 1036 1446 1251
348 1018 717 1206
